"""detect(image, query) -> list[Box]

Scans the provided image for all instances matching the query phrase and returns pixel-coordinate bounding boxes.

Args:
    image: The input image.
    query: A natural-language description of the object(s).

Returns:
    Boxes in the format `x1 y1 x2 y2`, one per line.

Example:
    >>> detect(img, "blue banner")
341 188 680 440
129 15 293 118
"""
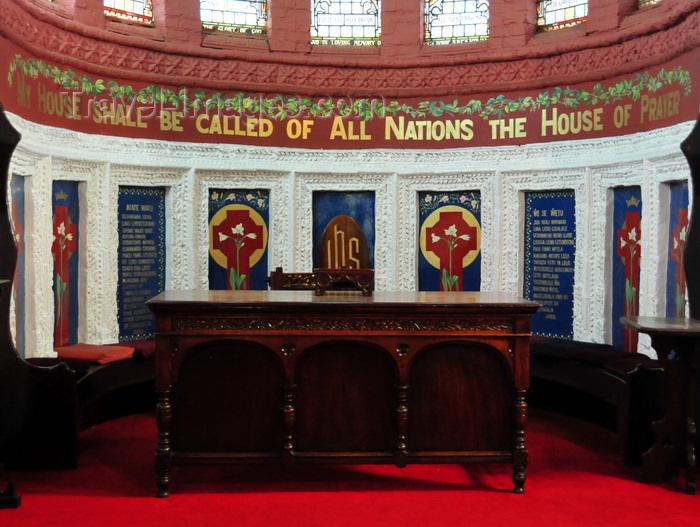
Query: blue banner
52 181 80 347
418 191 481 291
312 191 375 269
11 174 25 357
117 186 166 341
612 187 642 351
208 189 269 290
665 181 689 318
523 190 576 338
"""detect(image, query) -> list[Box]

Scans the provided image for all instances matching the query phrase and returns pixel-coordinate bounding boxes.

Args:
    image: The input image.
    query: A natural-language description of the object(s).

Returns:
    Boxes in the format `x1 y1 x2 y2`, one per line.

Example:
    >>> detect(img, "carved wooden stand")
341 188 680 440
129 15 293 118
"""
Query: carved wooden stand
313 268 374 296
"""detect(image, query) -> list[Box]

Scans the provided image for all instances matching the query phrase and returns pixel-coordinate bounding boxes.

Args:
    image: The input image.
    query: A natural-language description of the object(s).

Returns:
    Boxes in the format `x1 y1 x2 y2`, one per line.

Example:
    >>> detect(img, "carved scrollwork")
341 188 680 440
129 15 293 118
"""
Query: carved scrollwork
173 317 514 332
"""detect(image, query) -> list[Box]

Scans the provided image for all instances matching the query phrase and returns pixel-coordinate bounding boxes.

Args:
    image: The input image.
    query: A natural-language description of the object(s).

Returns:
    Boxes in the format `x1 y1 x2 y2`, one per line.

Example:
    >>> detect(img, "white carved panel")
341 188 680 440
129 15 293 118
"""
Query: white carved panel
5 112 694 357
397 172 496 292
501 169 586 334
106 166 192 343
194 170 291 289
293 172 396 290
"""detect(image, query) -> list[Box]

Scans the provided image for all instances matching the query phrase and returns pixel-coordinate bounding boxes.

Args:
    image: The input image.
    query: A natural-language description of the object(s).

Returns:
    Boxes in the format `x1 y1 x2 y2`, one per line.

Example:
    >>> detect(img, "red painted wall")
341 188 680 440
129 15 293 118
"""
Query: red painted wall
1 0 698 149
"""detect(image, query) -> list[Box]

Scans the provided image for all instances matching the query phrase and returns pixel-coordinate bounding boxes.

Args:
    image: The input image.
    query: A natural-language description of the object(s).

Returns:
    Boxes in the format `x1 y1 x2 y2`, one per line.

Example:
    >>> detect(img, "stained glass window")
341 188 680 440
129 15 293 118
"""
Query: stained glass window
536 0 587 32
424 0 489 45
311 0 381 46
200 0 268 35
103 0 154 24
638 0 661 7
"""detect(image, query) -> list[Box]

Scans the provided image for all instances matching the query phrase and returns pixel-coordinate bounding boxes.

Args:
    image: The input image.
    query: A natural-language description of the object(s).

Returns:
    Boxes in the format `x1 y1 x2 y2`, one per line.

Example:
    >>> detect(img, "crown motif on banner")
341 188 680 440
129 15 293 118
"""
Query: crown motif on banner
54 190 68 201
626 196 641 207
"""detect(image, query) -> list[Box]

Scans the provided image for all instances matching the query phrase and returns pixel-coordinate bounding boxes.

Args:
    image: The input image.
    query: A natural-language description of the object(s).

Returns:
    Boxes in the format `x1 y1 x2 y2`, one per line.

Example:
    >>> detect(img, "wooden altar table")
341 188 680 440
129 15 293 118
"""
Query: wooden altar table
147 290 539 497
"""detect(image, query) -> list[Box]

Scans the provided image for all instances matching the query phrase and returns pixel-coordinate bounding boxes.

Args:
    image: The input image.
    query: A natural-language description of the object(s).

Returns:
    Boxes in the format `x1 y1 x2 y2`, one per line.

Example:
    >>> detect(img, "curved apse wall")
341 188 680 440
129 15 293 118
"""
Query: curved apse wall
1 0 698 148
0 0 699 357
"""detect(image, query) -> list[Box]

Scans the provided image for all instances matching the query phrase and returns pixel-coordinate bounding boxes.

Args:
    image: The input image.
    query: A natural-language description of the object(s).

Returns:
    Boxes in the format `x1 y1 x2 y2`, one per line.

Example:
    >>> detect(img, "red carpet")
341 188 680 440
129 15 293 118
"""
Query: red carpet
2 409 697 527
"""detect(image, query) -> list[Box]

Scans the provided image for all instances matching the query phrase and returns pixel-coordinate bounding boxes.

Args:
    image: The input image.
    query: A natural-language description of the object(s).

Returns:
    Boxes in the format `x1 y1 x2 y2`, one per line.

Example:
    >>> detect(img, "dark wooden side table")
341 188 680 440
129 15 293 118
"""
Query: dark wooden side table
620 316 700 494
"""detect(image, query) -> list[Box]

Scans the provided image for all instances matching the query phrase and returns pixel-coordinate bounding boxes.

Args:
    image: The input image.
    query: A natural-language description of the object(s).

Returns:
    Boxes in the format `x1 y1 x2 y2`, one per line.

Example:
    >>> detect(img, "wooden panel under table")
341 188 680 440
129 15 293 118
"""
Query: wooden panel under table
147 290 538 497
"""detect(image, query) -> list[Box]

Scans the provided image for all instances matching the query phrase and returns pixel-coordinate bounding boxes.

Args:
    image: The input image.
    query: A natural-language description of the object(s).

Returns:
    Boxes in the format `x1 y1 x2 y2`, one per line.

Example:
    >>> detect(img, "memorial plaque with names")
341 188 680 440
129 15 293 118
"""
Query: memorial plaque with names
117 186 166 341
523 190 576 338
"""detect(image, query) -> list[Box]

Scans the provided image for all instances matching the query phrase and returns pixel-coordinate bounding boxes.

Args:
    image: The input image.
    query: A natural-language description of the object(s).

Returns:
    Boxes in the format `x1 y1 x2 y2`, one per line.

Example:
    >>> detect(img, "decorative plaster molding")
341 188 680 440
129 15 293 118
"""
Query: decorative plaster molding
106 165 191 343
5 113 695 356
7 113 693 172
292 172 396 290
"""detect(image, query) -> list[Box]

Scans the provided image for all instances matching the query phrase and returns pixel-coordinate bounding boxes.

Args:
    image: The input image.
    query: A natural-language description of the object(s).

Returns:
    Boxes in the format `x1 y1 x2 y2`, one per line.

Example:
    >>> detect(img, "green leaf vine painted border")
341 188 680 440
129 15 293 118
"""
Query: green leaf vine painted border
7 54 693 122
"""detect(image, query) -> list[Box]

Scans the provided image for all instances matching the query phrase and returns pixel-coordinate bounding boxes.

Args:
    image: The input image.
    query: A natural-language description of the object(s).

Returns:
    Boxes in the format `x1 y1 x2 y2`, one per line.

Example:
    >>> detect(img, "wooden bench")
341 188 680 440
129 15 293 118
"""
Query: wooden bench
26 339 156 430
2 337 156 470
528 336 663 465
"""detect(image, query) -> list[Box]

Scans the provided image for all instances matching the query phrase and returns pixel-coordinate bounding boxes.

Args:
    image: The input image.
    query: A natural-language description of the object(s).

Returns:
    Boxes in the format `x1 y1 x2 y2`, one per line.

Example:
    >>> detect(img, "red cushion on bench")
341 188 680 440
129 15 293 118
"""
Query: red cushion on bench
54 343 135 364
106 339 156 361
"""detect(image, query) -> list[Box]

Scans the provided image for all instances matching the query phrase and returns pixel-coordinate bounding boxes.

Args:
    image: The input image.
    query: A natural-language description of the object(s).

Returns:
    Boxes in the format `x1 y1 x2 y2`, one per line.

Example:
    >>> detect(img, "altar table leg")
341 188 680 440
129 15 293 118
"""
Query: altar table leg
512 388 528 493
156 390 172 498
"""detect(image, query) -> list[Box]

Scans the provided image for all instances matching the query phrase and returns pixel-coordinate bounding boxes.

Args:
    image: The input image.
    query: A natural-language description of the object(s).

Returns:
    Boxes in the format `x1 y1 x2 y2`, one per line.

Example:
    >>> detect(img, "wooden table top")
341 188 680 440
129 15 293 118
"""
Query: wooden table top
620 316 700 337
148 289 540 312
